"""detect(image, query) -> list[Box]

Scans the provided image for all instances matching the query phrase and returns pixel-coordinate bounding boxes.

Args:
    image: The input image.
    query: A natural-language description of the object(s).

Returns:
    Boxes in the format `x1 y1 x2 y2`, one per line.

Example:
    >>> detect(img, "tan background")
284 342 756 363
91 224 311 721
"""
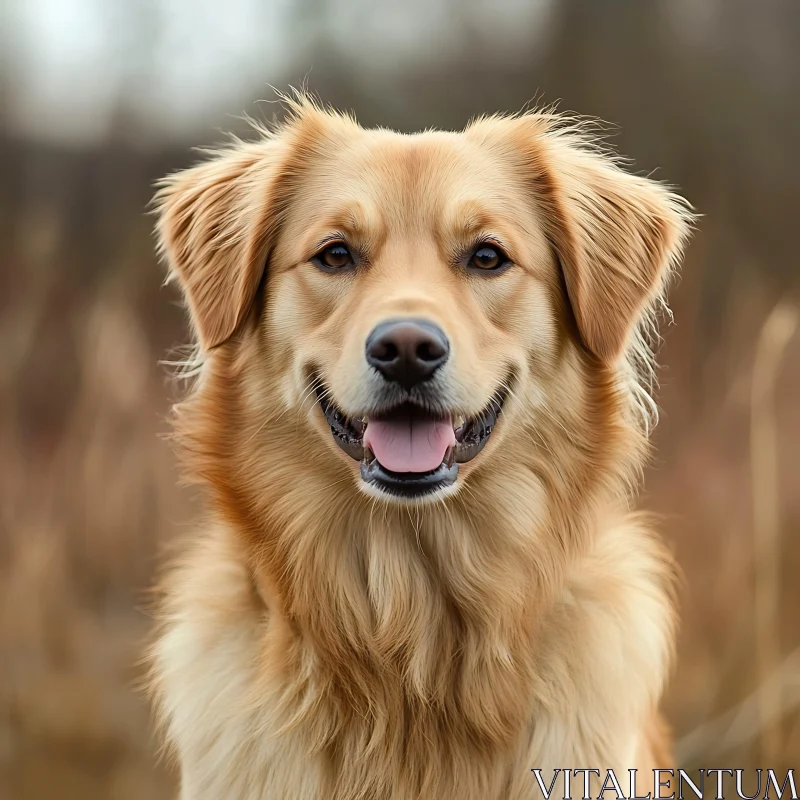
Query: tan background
1 1 798 797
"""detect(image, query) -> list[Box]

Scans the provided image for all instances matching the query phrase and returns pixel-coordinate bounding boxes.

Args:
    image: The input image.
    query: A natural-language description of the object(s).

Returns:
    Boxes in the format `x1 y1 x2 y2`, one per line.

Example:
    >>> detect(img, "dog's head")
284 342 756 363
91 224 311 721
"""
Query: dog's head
155 99 691 509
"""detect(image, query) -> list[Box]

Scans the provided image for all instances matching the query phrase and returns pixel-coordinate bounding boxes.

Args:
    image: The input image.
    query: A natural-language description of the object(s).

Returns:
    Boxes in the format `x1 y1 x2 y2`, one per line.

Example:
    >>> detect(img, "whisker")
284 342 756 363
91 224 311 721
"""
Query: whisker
294 379 325 438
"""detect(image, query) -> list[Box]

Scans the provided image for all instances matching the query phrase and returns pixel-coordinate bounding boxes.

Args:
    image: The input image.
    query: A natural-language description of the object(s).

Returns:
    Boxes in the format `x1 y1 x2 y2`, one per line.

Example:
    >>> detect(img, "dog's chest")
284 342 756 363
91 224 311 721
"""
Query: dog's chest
172 672 627 800
154 521 672 800
160 610 629 800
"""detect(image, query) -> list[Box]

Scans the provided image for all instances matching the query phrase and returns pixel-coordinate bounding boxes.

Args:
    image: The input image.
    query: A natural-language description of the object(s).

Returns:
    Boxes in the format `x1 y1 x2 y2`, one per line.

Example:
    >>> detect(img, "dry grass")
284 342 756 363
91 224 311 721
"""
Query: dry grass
0 315 184 797
0 142 798 798
750 304 798 765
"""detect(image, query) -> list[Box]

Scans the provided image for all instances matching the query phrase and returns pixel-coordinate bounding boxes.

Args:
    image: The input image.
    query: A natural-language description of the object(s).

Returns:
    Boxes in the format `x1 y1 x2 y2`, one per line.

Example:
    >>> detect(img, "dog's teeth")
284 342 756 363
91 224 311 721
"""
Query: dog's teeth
364 445 375 463
444 446 455 468
454 415 465 428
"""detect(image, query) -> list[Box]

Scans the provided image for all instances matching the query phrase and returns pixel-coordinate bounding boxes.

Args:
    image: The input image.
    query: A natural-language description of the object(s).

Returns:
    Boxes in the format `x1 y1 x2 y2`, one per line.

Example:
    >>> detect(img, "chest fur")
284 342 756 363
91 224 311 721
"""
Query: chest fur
152 517 673 800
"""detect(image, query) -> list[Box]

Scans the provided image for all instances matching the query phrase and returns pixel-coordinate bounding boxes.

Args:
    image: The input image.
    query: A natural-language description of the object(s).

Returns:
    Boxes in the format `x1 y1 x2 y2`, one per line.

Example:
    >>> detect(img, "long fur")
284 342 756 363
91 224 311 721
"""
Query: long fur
149 96 693 800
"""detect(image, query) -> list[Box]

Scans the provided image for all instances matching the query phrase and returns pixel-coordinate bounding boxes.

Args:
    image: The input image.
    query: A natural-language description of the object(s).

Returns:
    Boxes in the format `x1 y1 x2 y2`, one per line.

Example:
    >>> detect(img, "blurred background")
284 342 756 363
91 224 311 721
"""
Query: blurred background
1 0 799 797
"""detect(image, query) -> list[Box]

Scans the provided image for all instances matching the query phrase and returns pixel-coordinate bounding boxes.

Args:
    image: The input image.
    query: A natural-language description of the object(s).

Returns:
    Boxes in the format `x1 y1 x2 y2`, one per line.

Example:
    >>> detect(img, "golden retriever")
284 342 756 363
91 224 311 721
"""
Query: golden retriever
150 95 693 800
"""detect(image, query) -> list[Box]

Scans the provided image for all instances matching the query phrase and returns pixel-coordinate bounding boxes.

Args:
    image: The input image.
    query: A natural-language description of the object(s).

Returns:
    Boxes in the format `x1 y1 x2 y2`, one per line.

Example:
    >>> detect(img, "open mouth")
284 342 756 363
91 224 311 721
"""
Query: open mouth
314 383 507 497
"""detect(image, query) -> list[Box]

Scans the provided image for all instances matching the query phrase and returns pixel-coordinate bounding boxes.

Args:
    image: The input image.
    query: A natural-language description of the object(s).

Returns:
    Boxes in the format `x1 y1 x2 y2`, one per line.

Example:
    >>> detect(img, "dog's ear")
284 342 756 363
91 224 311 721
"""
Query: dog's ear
506 119 693 362
154 141 285 351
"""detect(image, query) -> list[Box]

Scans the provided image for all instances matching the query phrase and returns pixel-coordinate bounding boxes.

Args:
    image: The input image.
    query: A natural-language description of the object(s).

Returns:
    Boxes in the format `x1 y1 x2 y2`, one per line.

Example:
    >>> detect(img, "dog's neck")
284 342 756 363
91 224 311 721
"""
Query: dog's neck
238 457 619 751
248 499 533 746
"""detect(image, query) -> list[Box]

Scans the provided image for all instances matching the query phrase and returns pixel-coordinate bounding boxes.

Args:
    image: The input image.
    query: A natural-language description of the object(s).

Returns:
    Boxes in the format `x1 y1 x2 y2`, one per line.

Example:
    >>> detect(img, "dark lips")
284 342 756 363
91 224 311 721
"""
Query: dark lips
360 459 460 496
315 382 507 497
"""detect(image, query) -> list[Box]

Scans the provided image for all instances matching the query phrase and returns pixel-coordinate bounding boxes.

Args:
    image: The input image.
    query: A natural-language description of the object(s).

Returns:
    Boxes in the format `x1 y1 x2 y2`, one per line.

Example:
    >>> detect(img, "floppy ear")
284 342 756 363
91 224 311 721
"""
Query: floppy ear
154 141 285 351
521 122 693 362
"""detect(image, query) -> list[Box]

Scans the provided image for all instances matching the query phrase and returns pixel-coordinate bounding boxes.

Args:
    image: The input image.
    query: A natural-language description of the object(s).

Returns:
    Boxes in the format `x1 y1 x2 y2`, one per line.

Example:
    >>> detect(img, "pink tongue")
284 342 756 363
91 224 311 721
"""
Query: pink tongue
364 417 455 473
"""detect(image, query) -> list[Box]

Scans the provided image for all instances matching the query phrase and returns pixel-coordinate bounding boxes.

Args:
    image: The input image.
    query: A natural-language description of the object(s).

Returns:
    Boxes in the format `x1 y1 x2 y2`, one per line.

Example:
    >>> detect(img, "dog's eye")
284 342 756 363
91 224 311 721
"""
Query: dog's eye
313 243 355 271
469 244 509 272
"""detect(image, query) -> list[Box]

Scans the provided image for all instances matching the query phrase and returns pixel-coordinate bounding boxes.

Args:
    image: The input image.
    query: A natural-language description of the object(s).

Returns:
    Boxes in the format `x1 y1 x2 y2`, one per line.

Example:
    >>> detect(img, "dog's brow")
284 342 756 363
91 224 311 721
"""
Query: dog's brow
444 202 515 248
301 204 384 258
453 206 495 237
439 201 518 258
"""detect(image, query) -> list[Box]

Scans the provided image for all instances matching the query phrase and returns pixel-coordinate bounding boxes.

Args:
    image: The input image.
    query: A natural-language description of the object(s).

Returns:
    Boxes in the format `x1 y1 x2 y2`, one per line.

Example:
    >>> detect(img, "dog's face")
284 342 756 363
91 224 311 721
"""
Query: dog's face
156 101 691 507
266 127 562 502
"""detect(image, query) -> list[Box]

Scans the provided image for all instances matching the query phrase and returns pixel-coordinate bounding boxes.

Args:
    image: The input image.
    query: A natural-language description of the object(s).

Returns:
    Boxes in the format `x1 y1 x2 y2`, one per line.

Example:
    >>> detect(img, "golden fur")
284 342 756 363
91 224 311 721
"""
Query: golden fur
150 96 693 800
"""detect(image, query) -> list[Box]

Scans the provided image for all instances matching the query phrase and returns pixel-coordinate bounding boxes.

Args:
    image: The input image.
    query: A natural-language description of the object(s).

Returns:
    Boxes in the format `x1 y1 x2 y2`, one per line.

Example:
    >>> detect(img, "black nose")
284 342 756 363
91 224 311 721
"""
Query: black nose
366 318 450 389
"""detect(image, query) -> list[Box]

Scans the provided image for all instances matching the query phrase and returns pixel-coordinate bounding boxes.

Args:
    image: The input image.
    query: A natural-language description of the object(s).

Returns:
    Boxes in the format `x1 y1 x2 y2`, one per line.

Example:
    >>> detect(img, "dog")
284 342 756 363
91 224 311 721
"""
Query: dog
150 95 692 800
